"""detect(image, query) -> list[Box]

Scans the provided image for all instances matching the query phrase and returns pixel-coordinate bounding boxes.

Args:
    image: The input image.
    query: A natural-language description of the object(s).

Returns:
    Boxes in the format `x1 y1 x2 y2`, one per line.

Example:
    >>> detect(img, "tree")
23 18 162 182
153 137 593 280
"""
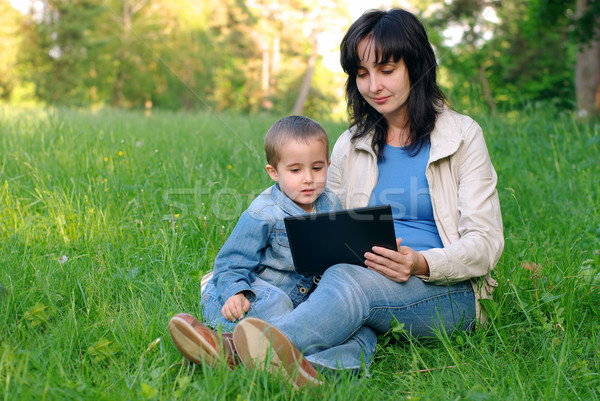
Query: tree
10 0 351 115
290 0 349 116
0 1 24 100
526 0 599 116
16 0 183 108
291 30 318 115
95 0 175 108
429 0 500 113
574 0 599 117
425 0 574 112
427 0 599 115
157 0 222 110
17 0 106 105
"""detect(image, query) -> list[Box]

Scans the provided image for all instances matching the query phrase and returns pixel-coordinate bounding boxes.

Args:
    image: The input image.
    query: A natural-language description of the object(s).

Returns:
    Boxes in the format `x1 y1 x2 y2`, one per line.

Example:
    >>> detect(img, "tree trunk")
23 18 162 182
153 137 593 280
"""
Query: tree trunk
272 34 280 79
575 0 600 117
292 34 318 116
113 69 123 107
479 65 497 115
575 38 600 117
261 46 270 94
113 0 132 108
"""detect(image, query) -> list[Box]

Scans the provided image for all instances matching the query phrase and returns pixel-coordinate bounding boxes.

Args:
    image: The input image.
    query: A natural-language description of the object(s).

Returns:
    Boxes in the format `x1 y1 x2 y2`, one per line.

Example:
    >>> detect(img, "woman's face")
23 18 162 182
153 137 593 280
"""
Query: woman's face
355 39 411 121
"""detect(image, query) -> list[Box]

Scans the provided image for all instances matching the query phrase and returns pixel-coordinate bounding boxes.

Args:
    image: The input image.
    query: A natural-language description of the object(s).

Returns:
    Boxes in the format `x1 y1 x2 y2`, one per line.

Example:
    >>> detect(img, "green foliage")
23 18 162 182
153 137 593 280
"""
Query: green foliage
530 0 600 46
5 0 346 114
426 0 580 113
1 106 599 400
26 0 106 105
5 1 596 115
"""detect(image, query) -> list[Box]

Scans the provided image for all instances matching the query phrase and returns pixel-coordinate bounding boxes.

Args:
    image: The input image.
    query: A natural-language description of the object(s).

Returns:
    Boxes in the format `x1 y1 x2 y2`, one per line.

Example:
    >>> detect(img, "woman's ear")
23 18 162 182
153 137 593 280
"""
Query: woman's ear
265 164 278 181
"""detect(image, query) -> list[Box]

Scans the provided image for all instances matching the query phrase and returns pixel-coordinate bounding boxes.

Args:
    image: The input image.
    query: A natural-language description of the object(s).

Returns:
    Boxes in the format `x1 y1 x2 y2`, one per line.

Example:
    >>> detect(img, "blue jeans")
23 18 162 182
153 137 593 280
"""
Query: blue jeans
271 264 476 372
201 277 296 332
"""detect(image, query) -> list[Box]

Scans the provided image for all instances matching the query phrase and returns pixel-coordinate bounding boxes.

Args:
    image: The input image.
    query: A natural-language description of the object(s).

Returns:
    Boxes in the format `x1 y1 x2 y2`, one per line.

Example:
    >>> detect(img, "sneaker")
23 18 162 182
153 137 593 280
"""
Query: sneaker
168 313 238 369
233 317 322 388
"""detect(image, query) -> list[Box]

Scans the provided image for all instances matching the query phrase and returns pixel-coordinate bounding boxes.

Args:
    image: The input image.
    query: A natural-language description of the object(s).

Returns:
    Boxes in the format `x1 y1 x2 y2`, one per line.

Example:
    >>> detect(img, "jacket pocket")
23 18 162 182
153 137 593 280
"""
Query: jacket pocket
271 228 290 248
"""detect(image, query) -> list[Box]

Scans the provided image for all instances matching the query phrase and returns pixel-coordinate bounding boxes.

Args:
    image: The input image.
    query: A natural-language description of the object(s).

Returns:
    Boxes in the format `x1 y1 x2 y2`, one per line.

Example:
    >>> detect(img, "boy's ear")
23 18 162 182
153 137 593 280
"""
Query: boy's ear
265 164 278 181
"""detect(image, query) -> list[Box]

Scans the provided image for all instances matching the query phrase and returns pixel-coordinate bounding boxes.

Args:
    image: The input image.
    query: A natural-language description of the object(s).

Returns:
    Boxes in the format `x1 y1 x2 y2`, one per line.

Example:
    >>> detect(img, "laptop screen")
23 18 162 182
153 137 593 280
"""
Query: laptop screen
284 205 396 277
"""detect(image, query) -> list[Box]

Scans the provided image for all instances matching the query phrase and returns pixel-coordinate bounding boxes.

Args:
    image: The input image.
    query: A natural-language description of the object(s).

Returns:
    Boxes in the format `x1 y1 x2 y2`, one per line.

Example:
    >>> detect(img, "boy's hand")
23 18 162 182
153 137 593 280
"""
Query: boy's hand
221 292 251 322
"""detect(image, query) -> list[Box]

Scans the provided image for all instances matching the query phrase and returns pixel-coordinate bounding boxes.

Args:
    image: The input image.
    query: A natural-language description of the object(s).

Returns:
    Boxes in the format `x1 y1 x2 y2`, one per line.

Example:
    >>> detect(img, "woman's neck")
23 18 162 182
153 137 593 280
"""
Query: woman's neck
386 122 411 147
384 109 411 147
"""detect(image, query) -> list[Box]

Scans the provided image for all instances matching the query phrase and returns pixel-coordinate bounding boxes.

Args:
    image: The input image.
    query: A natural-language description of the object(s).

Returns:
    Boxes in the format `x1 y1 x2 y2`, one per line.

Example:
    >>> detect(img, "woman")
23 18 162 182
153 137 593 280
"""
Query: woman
231 8 503 385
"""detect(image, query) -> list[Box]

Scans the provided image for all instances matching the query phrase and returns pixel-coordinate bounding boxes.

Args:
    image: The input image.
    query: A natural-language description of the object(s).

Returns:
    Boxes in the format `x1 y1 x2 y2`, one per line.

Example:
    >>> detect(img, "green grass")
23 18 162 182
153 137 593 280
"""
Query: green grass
0 105 599 400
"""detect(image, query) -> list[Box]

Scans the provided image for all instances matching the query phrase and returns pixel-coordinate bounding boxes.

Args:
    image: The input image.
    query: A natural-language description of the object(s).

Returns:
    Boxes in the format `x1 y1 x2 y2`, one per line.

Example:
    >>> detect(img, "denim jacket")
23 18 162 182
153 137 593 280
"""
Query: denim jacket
210 183 341 307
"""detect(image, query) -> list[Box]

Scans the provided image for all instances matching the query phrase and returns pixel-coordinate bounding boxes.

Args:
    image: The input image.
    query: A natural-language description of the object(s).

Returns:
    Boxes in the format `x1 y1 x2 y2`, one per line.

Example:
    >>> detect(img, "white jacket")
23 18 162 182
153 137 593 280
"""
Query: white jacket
327 108 504 321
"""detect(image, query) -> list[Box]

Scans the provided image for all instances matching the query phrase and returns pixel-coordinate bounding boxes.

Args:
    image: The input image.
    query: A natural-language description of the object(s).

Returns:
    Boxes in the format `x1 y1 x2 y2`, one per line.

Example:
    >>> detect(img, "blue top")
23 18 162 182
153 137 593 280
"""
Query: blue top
368 142 443 251
211 183 341 307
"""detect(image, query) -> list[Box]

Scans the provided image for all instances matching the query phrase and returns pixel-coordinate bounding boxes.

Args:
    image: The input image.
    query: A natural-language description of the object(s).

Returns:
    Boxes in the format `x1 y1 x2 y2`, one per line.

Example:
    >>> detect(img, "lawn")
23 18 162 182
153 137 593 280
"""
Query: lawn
0 105 599 400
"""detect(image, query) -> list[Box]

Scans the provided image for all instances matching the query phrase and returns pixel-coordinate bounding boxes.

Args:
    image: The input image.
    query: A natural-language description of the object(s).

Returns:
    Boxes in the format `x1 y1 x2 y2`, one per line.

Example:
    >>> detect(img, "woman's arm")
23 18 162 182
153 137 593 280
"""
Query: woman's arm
365 121 503 284
421 122 504 285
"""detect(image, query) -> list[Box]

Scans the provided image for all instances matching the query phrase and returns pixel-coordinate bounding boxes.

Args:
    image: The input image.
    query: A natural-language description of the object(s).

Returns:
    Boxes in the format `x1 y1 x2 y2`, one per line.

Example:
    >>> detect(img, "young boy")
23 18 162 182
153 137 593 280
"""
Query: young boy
168 115 340 370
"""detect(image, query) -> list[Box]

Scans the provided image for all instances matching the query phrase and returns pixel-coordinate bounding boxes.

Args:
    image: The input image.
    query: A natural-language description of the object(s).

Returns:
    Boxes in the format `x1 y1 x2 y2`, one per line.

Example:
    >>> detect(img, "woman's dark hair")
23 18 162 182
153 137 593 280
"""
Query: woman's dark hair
340 9 446 158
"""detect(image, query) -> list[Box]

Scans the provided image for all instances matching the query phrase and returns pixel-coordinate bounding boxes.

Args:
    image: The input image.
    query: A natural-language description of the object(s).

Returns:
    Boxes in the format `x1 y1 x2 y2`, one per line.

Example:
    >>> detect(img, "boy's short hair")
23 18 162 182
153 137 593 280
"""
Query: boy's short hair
264 115 329 168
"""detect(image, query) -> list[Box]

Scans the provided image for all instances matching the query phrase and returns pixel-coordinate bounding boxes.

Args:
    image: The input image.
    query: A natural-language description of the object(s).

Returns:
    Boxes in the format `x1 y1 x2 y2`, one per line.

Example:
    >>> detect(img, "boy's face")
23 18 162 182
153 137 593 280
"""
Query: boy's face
266 138 329 213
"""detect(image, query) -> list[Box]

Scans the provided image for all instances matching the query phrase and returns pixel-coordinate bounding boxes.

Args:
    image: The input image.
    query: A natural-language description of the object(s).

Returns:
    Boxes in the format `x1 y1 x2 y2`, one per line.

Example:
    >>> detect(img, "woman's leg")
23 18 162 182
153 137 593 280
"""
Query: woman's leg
305 325 377 374
201 277 295 332
273 264 475 369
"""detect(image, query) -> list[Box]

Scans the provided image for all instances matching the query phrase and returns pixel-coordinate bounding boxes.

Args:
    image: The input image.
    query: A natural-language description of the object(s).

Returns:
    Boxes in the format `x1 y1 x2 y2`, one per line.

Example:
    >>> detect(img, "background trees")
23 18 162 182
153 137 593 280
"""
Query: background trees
2 0 599 118
423 0 599 116
0 1 25 100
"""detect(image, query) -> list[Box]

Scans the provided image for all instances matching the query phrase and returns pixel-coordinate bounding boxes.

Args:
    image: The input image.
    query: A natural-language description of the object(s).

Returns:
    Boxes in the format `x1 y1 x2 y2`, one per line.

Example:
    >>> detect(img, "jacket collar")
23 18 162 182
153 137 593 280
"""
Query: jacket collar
428 108 462 163
350 108 462 163
270 183 333 215
271 184 305 215
352 127 377 156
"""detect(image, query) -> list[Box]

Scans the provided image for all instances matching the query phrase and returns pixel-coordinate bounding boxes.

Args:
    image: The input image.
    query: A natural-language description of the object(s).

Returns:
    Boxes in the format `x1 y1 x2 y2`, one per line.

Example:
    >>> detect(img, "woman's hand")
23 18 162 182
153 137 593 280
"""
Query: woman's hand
364 238 429 282
221 292 251 322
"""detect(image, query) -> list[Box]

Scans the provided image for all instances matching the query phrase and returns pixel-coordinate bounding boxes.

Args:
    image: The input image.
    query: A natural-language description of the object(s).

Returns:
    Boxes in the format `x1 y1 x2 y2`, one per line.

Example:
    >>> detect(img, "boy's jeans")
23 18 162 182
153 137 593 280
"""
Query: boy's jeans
272 263 476 373
201 276 295 332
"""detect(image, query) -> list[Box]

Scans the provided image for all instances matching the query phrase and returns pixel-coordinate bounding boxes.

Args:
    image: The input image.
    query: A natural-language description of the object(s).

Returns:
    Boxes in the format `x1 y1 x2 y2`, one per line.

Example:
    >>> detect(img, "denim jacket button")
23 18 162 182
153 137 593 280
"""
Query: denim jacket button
299 287 307 294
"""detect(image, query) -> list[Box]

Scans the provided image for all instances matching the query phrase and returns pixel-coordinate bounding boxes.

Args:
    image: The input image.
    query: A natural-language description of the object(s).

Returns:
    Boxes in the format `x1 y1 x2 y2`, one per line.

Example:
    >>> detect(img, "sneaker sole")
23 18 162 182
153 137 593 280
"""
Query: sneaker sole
233 317 321 388
168 315 227 368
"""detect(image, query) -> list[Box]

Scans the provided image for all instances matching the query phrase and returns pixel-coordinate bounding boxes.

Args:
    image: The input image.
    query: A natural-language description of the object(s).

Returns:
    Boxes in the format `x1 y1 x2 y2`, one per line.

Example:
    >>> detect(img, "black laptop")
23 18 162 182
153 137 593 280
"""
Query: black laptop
284 205 397 277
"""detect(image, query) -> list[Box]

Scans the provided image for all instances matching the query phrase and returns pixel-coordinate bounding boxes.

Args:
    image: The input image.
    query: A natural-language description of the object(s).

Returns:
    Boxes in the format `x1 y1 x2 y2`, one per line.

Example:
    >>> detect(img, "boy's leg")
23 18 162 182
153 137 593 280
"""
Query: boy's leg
201 277 294 332
200 281 237 332
171 278 295 367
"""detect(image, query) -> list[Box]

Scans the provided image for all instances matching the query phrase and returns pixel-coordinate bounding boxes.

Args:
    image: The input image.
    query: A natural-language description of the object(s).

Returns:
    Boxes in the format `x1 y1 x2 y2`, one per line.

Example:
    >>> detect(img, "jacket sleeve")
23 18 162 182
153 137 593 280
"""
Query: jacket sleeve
421 122 504 284
211 209 271 303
